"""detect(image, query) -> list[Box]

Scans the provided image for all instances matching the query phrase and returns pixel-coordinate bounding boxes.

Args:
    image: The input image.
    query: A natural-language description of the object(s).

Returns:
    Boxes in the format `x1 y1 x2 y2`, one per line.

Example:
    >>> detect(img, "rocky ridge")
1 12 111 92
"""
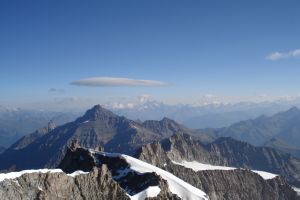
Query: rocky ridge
137 134 300 200
137 132 300 187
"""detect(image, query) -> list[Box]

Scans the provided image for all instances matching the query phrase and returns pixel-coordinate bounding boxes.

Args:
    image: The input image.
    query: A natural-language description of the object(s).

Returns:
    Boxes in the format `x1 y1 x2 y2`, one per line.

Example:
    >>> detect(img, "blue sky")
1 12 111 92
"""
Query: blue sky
1 0 300 109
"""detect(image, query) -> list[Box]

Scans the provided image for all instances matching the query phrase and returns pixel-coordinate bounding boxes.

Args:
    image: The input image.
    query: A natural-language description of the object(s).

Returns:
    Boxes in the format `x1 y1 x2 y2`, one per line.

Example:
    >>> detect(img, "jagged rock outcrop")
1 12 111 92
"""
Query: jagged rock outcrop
0 166 130 200
207 137 300 187
164 163 300 200
136 132 225 168
137 132 300 188
0 146 183 200
137 135 299 200
59 146 180 199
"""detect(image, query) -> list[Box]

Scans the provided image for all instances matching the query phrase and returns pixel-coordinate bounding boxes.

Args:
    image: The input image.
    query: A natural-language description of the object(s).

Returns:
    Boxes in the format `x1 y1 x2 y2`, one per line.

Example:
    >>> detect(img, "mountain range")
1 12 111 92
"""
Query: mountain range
215 107 300 157
0 105 187 170
1 105 300 199
0 107 78 147
108 97 300 129
2 99 300 148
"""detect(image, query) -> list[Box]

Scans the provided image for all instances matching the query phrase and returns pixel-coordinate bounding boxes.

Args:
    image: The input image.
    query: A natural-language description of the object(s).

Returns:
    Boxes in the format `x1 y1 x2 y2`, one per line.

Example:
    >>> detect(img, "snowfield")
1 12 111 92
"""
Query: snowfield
172 160 278 180
93 151 209 200
122 154 209 200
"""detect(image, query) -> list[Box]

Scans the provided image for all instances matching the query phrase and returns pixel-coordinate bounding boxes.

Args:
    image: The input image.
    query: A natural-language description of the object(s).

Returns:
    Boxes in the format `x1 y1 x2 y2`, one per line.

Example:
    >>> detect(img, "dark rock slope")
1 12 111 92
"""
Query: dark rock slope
0 105 169 170
8 120 56 150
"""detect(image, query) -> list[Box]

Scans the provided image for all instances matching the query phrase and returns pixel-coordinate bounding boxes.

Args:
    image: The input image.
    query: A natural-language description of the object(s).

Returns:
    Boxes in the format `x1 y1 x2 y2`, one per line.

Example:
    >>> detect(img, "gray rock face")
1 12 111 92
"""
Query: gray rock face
137 132 300 187
207 137 300 187
164 163 300 200
0 165 130 200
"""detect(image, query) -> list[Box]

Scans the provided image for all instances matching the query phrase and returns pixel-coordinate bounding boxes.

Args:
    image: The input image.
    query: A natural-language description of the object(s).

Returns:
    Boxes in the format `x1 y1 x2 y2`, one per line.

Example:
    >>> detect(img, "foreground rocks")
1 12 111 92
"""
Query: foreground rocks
137 134 300 200
0 166 129 200
0 146 181 200
165 163 299 200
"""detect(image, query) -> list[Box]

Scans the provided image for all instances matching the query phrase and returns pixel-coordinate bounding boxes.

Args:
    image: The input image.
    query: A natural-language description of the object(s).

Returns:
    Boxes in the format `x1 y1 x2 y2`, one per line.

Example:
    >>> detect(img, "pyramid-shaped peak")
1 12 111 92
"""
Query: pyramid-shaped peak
76 104 117 122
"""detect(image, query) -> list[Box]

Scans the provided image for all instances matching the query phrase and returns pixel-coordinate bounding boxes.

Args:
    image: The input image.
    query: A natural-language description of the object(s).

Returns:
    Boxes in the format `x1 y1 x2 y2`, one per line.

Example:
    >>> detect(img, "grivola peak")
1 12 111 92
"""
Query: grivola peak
75 104 117 123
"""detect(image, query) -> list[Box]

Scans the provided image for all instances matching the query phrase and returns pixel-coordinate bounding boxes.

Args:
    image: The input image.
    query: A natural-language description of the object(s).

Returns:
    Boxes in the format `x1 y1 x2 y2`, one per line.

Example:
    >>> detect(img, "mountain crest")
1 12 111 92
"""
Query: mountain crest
76 104 117 122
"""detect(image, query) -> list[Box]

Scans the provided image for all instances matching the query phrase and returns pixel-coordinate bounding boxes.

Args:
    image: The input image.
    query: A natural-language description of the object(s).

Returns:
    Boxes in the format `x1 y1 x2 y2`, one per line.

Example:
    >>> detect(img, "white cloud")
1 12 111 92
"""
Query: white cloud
266 49 300 61
70 77 168 87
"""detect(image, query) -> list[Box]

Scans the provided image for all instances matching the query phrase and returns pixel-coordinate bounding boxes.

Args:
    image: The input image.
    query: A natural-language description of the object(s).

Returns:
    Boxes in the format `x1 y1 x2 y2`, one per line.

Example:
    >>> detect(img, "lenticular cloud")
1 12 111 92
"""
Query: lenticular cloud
71 77 168 87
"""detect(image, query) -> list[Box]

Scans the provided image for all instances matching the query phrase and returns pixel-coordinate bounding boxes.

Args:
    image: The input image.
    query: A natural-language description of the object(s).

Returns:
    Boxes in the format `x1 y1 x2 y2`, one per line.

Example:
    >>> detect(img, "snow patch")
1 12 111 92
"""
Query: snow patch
0 169 63 182
0 169 89 182
251 170 278 180
293 187 300 196
129 186 161 200
122 155 208 200
172 160 278 180
67 170 89 177
172 160 235 171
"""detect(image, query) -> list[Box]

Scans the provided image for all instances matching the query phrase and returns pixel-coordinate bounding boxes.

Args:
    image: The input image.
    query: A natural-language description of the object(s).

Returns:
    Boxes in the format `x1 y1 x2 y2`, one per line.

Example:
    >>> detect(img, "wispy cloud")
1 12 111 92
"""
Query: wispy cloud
70 77 169 87
266 49 300 61
48 88 65 94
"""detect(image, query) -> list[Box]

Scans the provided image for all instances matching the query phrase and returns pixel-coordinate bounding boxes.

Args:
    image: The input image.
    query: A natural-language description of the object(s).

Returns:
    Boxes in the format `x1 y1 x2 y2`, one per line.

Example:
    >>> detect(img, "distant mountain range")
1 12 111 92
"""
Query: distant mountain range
108 98 300 129
215 107 300 157
0 107 79 147
1 98 300 148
